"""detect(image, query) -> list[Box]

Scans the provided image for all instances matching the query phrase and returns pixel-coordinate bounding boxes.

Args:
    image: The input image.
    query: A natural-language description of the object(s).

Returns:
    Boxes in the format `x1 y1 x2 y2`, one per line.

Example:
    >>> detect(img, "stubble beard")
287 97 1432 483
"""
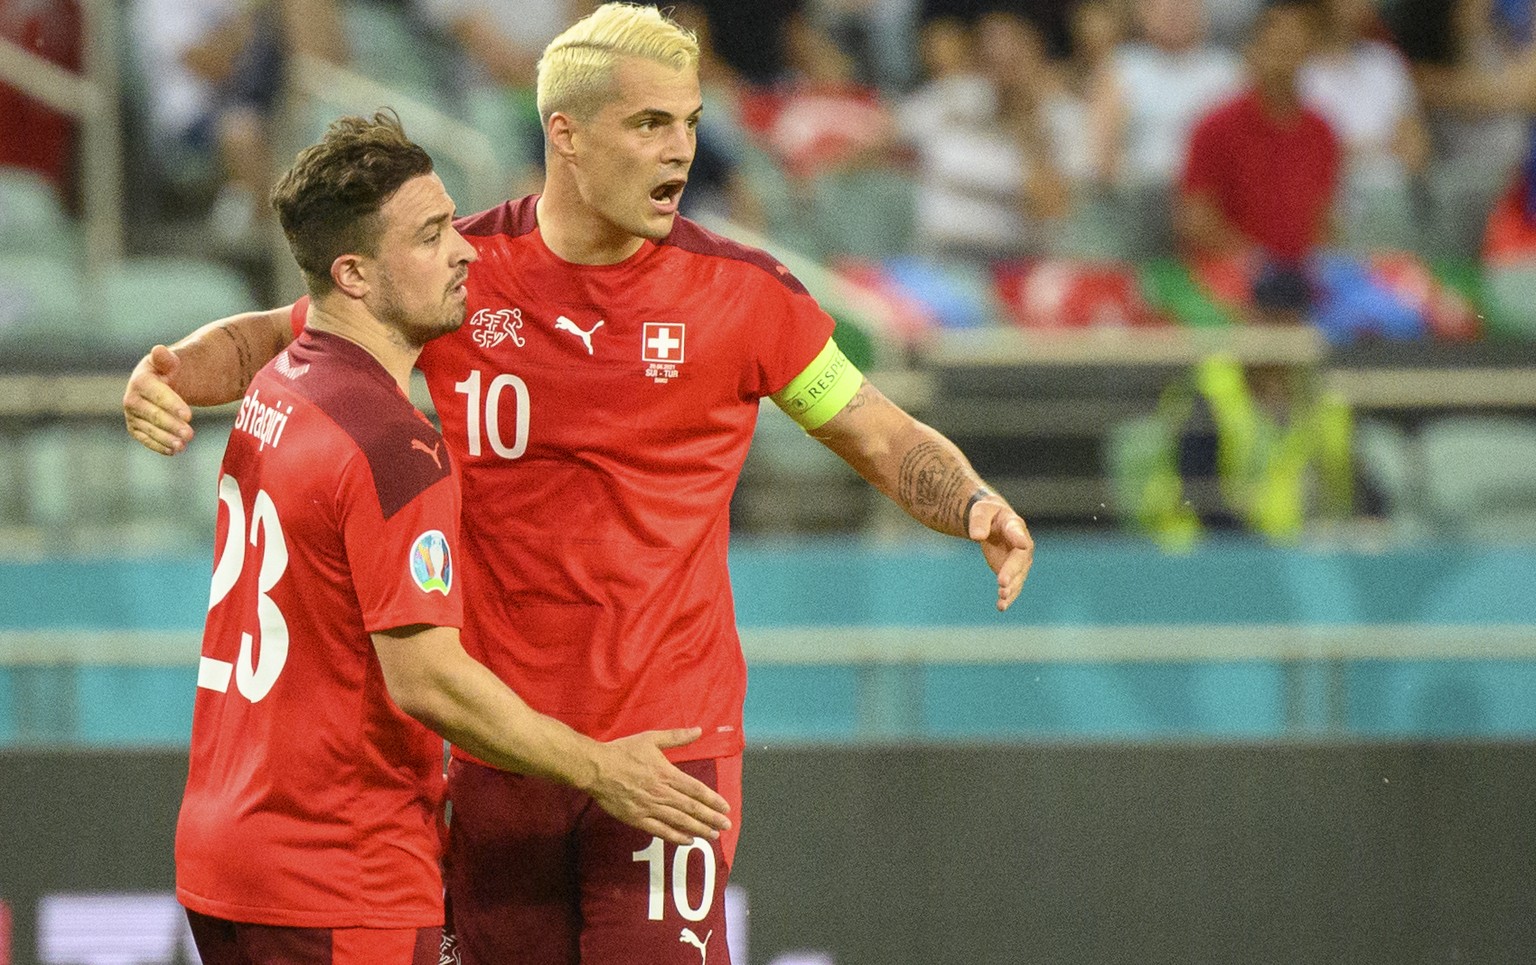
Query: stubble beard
376 270 466 349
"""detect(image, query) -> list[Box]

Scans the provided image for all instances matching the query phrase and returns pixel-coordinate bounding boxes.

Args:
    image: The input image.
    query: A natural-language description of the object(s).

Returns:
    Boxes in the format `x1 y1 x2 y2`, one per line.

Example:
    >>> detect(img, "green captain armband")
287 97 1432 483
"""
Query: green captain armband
772 339 863 430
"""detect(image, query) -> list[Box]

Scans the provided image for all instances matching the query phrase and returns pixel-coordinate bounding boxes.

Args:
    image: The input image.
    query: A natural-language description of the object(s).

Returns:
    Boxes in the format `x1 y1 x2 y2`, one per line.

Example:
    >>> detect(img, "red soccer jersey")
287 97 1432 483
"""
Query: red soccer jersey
1181 90 1341 262
177 329 463 929
420 197 833 763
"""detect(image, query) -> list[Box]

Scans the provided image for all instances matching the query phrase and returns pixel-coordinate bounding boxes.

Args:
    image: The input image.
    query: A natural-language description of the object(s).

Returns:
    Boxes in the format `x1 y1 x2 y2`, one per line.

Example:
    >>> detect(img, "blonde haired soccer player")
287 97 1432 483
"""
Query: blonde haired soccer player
126 6 1033 962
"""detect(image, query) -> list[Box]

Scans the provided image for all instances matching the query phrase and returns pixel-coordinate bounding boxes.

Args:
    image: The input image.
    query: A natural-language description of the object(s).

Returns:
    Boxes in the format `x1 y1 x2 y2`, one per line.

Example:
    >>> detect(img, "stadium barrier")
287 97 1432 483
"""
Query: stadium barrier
1 539 1534 745
3 742 1535 965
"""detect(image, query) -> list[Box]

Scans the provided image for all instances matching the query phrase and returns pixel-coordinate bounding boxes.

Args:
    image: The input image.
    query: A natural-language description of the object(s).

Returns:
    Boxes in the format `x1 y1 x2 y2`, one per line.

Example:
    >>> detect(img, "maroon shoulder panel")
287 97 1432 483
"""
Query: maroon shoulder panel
288 332 452 520
455 194 540 239
661 217 810 296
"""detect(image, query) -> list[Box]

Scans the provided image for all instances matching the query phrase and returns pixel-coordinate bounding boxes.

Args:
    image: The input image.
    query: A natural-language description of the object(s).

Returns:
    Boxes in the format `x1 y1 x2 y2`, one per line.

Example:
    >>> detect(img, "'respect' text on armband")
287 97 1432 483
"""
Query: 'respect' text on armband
771 339 864 430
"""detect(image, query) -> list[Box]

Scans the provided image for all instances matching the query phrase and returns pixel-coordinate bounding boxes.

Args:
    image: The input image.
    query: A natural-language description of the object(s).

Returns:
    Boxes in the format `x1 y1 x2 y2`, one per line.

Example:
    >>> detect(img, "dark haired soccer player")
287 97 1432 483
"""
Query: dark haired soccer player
128 6 1034 963
174 111 728 965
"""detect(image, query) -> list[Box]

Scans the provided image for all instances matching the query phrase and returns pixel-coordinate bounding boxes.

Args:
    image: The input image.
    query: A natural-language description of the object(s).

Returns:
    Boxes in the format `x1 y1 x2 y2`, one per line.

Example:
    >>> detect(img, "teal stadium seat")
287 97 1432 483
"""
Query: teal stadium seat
0 165 80 262
0 254 92 361
1419 416 1536 542
99 256 255 351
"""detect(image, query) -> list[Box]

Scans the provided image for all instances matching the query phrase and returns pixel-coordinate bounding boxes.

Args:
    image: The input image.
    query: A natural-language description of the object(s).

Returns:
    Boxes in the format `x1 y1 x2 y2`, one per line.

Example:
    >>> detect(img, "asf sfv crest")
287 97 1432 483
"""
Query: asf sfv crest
469 308 526 349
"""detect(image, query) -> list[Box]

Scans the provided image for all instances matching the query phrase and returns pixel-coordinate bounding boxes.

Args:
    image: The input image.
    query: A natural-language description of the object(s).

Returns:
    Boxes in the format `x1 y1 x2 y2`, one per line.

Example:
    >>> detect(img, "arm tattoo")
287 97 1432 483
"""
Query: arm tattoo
898 441 972 534
840 379 876 415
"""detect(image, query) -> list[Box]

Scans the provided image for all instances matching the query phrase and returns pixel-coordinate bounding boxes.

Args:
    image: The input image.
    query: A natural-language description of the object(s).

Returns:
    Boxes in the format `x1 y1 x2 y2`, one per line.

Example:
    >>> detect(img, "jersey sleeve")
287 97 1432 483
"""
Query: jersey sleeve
336 451 464 634
744 271 839 401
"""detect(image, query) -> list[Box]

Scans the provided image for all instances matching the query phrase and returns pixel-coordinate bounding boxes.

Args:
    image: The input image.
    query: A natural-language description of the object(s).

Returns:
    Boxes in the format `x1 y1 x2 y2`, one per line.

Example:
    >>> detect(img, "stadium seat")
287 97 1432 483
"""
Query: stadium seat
0 254 95 362
342 0 455 112
812 168 916 261
1418 415 1536 541
737 400 867 534
1338 181 1423 255
736 143 825 259
1353 418 1429 540
98 257 255 351
19 421 216 551
1481 263 1536 339
0 166 80 262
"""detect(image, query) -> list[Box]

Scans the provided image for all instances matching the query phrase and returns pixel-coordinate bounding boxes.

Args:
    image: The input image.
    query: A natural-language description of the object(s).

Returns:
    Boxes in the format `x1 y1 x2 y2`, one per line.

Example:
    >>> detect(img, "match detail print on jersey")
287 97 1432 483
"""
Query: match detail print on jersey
771 337 862 430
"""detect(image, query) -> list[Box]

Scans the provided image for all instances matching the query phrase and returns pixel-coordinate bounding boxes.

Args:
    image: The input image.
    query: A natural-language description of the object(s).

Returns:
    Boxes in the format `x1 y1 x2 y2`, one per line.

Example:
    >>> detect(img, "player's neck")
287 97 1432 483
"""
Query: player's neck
535 182 647 266
306 301 421 392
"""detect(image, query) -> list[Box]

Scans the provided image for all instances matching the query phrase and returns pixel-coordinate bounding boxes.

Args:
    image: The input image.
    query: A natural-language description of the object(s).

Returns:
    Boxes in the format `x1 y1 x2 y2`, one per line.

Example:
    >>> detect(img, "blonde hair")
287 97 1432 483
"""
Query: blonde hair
537 3 700 123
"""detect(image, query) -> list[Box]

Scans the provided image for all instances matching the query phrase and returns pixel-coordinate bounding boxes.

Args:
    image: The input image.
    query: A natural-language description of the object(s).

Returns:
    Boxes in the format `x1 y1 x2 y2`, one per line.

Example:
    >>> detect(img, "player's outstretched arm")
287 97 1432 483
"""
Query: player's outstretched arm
373 625 732 846
123 306 297 455
808 379 1035 611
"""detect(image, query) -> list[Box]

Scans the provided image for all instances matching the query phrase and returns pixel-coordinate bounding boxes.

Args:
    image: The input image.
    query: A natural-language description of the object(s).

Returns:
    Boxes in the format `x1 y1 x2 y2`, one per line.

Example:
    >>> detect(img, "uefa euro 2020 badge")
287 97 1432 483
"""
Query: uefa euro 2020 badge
410 530 453 595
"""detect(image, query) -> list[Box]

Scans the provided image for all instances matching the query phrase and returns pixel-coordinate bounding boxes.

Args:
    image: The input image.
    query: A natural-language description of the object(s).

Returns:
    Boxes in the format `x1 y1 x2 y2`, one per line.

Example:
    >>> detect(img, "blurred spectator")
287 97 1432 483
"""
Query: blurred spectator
1097 0 1242 190
1065 0 1125 177
1300 0 1430 251
738 11 898 184
1396 0 1530 259
894 11 1077 263
1409 0 1536 333
667 2 766 225
128 0 345 248
0 0 81 203
1204 0 1268 48
412 0 586 195
1178 0 1340 323
803 0 924 90
415 0 583 90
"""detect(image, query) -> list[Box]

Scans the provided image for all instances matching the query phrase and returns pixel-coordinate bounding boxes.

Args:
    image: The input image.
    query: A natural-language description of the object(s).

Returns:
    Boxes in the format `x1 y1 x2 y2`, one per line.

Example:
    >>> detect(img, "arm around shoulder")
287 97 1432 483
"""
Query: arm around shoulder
123 305 298 455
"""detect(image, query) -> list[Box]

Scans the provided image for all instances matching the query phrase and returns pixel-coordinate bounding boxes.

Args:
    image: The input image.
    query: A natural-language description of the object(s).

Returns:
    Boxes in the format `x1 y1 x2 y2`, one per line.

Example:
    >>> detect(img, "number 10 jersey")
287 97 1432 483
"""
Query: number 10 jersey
418 196 835 765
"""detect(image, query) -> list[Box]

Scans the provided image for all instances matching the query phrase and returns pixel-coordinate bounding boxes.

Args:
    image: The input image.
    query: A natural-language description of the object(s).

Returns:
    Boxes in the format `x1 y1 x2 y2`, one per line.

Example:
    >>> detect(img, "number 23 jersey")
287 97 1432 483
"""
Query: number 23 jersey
176 330 463 928
418 196 835 763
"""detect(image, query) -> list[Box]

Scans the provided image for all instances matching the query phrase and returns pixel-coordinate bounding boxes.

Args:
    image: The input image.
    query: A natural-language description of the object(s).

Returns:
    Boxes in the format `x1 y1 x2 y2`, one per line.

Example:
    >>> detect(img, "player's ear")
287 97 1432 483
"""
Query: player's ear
548 112 578 161
331 253 369 299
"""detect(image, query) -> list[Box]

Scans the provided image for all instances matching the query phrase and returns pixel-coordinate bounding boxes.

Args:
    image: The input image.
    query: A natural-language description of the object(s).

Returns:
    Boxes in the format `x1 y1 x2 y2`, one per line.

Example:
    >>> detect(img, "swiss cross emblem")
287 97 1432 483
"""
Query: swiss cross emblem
642 322 685 384
642 322 685 363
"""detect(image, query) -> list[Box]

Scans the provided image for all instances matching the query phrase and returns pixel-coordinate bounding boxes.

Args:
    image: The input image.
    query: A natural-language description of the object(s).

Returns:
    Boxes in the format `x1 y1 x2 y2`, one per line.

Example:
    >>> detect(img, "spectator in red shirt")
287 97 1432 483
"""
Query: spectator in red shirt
1178 0 1341 319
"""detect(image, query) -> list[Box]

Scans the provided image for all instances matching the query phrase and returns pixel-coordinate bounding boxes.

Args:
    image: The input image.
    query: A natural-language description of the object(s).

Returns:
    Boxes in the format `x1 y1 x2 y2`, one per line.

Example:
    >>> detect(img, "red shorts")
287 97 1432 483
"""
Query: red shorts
185 911 440 965
442 754 742 965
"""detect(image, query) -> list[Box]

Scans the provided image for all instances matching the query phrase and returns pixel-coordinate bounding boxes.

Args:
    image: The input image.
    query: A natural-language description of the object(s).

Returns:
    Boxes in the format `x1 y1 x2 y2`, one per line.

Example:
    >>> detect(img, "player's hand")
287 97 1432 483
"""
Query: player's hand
586 728 732 847
968 497 1034 612
124 345 195 456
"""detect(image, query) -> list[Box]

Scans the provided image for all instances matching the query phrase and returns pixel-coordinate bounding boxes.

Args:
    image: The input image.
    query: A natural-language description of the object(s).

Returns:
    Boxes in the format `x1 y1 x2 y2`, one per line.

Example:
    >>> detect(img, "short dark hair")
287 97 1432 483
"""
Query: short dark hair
270 111 434 295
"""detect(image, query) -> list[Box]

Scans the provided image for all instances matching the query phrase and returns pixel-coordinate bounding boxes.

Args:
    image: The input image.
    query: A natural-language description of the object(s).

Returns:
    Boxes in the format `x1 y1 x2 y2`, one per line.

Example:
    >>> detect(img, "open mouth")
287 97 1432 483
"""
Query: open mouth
650 178 686 211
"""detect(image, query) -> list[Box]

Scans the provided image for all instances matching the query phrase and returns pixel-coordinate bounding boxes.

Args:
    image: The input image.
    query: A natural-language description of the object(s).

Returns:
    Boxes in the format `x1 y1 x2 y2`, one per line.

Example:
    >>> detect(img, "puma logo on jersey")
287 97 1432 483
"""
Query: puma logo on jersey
680 928 712 963
555 315 604 355
411 438 442 469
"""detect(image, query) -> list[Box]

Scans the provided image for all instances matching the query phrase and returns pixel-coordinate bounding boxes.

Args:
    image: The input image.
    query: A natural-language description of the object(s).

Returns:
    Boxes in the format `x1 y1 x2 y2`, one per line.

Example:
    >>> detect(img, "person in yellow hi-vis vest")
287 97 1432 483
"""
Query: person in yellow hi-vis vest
1110 353 1353 549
